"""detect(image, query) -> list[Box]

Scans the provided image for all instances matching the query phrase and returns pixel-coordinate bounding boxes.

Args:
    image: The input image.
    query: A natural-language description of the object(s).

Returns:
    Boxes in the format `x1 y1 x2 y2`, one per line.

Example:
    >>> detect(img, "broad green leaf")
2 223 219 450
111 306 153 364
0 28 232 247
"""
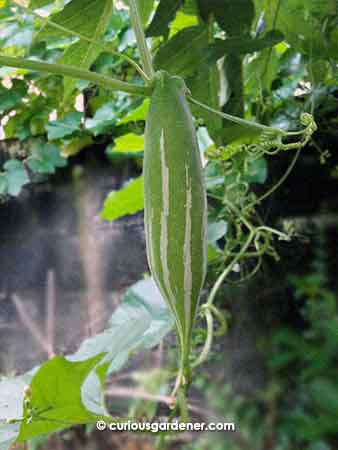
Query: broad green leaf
208 244 222 262
36 0 114 99
137 0 155 26
110 133 144 153
85 102 116 136
30 0 55 8
207 30 284 61
117 99 149 125
0 374 34 423
0 373 34 449
154 26 209 77
27 143 67 174
197 0 255 34
0 80 27 114
61 134 93 157
146 0 183 37
0 278 172 446
69 278 173 368
124 0 155 26
208 219 228 244
245 157 268 184
0 15 34 49
2 160 29 196
101 176 144 221
245 47 280 93
182 0 198 15
187 62 222 143
272 0 338 59
169 11 199 36
46 112 82 140
17 355 107 442
69 277 173 413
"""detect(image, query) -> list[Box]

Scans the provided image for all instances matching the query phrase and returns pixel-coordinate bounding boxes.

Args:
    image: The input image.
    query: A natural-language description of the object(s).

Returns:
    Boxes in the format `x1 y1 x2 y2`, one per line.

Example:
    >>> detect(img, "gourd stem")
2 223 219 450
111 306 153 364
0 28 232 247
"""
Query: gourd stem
129 0 155 80
206 230 255 309
12 0 148 81
191 309 214 368
0 56 152 96
188 95 286 135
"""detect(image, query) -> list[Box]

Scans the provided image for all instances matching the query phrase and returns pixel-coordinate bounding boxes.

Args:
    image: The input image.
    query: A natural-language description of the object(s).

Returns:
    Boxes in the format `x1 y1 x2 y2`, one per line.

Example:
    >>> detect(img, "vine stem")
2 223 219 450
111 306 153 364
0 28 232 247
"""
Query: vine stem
206 231 255 309
191 308 214 368
129 0 155 80
0 56 151 96
188 95 286 135
244 148 301 212
192 230 255 369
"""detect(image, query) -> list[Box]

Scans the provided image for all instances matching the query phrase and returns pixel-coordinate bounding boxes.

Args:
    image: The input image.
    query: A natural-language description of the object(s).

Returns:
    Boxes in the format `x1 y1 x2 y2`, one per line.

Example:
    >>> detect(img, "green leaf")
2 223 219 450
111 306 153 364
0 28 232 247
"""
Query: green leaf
85 102 116 136
69 277 173 413
117 99 149 125
273 0 338 59
101 176 144 221
27 143 67 174
187 62 222 143
197 0 255 34
30 0 54 8
61 134 93 157
182 0 199 15
146 0 184 37
208 244 222 262
206 30 284 61
137 0 155 26
154 26 209 77
0 277 173 446
0 373 34 449
169 10 199 35
0 89 21 114
70 278 173 369
46 112 83 140
110 133 144 153
17 355 106 442
245 46 280 93
245 157 267 184
0 80 27 114
208 219 228 244
2 160 30 196
36 0 114 99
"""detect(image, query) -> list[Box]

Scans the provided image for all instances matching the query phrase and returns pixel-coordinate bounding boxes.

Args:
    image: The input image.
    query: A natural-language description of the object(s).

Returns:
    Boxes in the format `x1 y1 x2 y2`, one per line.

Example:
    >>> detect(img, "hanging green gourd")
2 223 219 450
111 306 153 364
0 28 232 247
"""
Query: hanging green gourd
143 70 208 383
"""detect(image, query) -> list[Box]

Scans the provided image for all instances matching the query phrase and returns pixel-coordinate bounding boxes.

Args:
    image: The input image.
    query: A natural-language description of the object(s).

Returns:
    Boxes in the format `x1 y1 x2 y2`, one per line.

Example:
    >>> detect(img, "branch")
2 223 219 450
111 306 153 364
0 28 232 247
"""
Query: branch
0 56 152 96
129 0 154 79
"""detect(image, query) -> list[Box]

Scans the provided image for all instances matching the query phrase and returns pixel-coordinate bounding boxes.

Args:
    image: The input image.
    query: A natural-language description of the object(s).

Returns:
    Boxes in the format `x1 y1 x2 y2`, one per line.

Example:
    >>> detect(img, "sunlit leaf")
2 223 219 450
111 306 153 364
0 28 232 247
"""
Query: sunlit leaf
101 176 144 221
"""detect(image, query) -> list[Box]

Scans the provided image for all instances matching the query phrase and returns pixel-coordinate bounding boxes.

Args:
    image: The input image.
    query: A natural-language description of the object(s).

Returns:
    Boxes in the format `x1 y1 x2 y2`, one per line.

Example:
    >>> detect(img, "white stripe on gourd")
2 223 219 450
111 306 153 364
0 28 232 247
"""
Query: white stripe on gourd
184 165 193 342
144 70 208 357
